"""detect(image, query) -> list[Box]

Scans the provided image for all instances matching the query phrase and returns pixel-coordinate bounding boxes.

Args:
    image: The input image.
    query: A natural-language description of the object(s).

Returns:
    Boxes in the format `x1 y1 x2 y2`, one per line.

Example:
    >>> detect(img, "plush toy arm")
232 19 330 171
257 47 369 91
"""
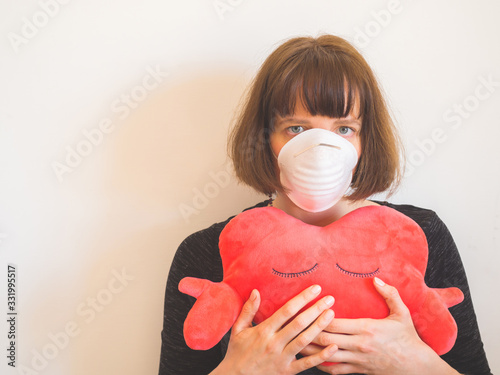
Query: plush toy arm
435 286 464 308
179 277 244 350
179 277 213 298
411 287 464 355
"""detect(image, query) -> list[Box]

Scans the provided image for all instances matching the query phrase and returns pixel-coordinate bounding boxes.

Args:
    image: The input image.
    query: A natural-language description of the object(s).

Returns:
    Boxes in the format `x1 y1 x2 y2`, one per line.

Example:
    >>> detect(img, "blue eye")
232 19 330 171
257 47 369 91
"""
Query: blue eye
338 126 353 136
288 126 304 134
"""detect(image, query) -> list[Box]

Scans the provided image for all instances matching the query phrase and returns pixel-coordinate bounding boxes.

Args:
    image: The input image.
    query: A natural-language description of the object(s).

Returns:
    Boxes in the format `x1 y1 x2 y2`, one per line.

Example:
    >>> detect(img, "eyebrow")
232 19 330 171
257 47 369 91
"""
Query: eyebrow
335 118 362 126
277 117 362 127
277 118 311 125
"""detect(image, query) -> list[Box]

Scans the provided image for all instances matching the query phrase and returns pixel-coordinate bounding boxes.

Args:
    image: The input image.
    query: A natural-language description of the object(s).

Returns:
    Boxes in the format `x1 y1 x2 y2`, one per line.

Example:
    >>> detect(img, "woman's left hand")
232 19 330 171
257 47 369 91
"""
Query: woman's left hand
299 277 459 375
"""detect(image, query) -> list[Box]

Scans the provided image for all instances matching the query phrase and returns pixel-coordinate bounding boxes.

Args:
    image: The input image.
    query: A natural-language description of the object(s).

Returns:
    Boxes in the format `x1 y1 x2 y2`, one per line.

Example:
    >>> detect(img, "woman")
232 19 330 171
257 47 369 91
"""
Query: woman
158 35 491 374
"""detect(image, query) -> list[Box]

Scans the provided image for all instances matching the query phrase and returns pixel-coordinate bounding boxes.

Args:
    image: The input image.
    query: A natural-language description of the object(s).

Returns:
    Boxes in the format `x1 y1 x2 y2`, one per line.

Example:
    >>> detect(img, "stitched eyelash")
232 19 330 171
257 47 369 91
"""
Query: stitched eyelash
272 263 319 278
335 263 380 278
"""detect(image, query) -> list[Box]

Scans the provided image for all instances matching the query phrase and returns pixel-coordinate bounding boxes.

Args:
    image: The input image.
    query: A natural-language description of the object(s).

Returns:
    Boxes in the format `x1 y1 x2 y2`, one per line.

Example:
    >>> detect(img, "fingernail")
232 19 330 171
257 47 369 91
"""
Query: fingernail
250 289 258 301
374 277 385 286
323 309 334 320
324 296 334 306
311 285 321 294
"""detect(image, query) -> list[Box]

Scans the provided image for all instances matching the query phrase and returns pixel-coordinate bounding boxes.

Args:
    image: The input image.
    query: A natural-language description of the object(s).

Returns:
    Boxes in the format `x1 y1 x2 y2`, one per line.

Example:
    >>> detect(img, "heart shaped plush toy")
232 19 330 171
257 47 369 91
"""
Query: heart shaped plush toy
179 205 464 355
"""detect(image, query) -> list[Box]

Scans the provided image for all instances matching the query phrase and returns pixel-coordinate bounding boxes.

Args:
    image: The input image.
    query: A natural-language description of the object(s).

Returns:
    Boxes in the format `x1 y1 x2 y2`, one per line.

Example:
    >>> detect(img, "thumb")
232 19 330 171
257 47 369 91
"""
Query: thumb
373 277 410 319
232 289 260 334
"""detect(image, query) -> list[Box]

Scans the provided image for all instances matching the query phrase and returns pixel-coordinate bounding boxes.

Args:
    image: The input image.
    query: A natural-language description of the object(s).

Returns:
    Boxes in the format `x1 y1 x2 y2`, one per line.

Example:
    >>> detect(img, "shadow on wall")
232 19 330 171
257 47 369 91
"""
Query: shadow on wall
63 69 263 375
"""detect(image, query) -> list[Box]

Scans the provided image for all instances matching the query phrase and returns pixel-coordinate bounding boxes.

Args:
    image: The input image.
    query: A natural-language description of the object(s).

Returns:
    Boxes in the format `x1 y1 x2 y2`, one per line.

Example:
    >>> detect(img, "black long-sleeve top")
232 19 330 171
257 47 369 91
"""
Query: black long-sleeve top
158 201 492 375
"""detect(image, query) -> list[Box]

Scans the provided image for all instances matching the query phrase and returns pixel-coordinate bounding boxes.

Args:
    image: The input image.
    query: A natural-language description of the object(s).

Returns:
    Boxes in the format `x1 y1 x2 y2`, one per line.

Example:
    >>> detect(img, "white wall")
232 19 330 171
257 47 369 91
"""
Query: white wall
0 0 498 374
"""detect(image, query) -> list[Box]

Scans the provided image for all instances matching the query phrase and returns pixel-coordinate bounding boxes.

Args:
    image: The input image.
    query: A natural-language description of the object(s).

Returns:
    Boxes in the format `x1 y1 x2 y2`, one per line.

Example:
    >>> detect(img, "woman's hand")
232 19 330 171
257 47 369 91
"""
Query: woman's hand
211 285 338 375
300 278 460 375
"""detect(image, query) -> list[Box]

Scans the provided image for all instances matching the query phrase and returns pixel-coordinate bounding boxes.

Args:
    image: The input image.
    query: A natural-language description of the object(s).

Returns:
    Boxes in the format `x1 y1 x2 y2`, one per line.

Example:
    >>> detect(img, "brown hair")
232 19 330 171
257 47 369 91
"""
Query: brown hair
228 35 402 200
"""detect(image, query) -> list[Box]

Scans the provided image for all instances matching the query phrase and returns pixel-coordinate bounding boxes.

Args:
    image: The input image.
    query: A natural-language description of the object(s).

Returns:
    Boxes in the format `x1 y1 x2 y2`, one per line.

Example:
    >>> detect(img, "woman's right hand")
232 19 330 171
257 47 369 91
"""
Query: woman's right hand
210 285 337 375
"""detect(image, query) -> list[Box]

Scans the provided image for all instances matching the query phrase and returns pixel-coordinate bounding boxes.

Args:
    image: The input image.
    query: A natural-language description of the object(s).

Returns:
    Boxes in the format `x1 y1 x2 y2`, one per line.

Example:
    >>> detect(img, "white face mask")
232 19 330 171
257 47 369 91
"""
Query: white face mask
277 128 358 212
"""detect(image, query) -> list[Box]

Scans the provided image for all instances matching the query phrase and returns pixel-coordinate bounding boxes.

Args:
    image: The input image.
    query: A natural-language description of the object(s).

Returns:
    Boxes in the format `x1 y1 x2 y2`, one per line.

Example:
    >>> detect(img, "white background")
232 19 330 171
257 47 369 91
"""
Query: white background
1 0 499 374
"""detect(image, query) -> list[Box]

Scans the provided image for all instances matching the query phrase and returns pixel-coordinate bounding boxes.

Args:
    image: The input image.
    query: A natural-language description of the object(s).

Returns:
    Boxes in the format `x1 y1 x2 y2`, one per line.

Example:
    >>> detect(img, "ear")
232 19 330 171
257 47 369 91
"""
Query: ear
179 277 244 350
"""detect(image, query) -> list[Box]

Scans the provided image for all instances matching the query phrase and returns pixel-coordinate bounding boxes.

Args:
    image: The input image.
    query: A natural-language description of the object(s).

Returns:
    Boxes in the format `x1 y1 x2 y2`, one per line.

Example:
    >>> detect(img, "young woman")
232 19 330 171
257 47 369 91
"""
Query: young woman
158 35 491 375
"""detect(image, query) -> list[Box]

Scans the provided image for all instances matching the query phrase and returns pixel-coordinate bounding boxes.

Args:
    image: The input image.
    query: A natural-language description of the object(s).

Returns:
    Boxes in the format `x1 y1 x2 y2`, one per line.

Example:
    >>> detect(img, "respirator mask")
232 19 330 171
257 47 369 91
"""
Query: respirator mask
277 128 358 213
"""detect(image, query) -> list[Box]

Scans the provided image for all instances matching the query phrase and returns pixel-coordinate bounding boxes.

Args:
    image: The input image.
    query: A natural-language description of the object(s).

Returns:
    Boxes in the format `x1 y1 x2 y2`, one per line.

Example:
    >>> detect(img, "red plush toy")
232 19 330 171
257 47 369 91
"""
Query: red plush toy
179 205 464 355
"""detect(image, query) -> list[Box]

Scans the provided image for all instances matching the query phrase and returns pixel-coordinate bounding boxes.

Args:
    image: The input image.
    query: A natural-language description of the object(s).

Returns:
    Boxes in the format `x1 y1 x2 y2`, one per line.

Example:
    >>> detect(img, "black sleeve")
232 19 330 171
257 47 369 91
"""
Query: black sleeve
422 212 492 375
158 223 227 375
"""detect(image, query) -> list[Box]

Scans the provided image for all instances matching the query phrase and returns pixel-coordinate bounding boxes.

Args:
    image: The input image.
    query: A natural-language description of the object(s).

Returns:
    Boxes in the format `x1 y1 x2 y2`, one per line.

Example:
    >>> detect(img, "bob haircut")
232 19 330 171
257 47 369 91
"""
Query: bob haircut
228 35 402 200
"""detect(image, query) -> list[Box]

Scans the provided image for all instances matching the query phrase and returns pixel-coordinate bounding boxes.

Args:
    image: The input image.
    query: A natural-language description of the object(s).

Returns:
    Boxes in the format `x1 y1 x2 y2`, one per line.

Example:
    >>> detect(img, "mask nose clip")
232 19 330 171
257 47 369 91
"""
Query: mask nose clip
294 143 341 157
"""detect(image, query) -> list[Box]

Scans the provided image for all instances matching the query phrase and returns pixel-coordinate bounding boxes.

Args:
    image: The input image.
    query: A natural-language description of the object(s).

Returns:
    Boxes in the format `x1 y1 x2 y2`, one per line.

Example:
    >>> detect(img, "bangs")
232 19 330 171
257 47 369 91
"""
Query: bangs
267 48 370 125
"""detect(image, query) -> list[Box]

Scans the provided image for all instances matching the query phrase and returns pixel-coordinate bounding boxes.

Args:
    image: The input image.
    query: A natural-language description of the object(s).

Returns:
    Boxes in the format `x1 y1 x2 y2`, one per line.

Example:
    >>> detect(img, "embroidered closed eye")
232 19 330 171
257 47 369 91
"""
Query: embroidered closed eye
272 263 319 278
336 263 380 278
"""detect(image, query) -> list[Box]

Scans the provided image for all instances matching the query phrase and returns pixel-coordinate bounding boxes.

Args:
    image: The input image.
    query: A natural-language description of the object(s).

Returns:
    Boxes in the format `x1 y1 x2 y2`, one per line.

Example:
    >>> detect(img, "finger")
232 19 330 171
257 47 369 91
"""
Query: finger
265 285 323 332
373 277 410 319
279 295 335 344
313 348 366 374
290 344 338 374
300 341 359 366
316 319 372 351
284 305 335 356
232 289 260 334
299 343 324 357
317 360 362 375
324 317 369 335
309 332 336 347
313 330 360 351
300 343 354 365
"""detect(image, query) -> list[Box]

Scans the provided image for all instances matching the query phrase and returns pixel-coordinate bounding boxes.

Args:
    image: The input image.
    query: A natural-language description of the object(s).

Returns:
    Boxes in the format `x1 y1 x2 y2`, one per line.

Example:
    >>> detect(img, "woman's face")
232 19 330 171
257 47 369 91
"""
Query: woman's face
270 100 362 159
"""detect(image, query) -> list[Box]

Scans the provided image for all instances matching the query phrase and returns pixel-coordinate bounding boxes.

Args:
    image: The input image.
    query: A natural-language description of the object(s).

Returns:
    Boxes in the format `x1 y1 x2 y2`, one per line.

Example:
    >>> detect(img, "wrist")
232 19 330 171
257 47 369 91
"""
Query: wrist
209 360 241 375
416 344 460 375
